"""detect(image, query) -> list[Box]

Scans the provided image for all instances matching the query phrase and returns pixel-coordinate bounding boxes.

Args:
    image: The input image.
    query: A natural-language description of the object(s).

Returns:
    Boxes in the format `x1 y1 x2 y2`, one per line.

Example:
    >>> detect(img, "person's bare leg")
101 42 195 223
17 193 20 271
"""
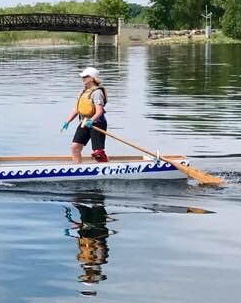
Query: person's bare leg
71 142 84 164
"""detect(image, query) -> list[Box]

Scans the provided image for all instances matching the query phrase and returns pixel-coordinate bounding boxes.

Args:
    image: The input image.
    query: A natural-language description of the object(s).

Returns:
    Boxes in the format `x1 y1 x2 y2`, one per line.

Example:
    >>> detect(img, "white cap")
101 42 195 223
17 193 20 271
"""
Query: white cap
79 67 100 83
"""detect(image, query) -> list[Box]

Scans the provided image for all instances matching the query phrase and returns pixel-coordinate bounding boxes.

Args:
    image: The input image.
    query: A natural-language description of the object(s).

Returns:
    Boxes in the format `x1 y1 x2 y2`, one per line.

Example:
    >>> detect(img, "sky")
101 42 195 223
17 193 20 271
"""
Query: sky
0 0 150 8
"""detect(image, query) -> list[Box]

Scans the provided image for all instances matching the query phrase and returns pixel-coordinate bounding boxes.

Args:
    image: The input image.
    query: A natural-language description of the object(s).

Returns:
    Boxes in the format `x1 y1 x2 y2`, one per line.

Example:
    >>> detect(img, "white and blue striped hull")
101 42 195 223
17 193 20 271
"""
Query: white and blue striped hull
0 155 189 183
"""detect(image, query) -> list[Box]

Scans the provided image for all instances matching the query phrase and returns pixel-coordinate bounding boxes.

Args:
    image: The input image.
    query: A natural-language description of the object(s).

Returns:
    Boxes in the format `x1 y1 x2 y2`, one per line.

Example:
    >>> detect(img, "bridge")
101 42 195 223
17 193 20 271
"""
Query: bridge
0 13 118 35
0 13 151 46
0 13 119 45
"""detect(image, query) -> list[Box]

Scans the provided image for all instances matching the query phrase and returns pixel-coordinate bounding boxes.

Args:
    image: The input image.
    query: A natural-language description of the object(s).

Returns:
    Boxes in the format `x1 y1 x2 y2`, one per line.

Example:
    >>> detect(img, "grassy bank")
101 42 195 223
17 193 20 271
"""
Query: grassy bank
0 31 92 46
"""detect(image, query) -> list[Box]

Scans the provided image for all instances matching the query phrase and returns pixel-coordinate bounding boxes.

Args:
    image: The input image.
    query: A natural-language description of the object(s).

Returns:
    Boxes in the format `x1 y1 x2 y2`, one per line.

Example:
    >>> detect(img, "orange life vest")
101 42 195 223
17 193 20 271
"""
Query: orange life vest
76 86 107 117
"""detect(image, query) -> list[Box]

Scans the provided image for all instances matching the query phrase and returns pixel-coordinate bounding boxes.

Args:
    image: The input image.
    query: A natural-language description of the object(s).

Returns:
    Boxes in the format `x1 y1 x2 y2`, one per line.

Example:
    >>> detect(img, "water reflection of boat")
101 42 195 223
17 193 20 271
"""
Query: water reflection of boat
64 192 116 292
0 155 189 183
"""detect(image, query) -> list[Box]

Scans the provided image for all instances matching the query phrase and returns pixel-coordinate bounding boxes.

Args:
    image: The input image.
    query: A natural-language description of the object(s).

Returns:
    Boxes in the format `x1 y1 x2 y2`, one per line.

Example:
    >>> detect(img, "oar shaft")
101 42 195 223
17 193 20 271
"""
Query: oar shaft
92 126 156 158
92 125 225 186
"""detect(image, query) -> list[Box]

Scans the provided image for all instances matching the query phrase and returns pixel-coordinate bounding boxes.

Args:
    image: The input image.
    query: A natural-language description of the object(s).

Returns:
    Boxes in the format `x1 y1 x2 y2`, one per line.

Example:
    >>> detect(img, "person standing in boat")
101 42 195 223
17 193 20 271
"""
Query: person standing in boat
61 67 108 163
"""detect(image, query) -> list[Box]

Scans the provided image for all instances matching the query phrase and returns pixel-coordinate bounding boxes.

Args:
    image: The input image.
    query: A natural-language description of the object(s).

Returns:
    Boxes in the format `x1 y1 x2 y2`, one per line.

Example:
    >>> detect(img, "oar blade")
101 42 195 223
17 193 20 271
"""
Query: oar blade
167 159 225 185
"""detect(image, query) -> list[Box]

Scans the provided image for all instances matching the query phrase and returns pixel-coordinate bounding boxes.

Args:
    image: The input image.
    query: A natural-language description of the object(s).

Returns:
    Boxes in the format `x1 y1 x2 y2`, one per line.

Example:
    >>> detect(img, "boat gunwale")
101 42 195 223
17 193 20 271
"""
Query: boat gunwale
0 154 187 163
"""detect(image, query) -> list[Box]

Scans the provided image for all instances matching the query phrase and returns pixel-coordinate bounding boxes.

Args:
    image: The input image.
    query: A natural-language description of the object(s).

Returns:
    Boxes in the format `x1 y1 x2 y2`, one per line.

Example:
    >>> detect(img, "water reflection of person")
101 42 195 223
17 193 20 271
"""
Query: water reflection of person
64 192 116 288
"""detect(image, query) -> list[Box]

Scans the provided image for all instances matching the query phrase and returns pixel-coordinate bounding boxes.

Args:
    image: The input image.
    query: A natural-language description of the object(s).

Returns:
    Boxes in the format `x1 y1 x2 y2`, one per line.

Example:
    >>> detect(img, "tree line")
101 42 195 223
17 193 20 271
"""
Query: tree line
148 0 241 39
0 0 240 39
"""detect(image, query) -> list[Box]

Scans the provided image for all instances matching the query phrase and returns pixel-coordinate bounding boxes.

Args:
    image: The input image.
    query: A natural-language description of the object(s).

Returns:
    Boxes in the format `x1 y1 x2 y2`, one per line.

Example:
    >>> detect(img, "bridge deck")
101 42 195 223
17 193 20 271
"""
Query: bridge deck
0 13 118 35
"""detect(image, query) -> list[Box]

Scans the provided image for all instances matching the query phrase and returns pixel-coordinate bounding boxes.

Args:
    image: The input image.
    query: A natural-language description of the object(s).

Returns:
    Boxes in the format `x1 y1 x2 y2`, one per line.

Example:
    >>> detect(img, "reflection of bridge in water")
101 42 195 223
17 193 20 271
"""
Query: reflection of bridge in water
0 13 119 46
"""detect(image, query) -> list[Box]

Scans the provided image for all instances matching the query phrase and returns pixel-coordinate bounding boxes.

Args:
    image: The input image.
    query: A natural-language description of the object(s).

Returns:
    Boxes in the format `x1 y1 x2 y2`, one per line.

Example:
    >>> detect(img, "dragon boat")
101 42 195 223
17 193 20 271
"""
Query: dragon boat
0 154 189 183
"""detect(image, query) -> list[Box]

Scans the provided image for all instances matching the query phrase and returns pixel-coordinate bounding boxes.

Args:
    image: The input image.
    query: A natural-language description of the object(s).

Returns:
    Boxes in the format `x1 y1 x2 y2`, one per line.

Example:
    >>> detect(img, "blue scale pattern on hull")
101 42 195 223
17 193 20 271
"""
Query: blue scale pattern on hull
142 162 175 172
0 167 100 180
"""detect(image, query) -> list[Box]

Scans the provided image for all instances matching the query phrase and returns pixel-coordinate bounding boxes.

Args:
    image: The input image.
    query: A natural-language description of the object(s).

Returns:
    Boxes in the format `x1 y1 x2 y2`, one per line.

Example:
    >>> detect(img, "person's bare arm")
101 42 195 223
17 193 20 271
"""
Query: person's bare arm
91 104 104 122
65 106 78 123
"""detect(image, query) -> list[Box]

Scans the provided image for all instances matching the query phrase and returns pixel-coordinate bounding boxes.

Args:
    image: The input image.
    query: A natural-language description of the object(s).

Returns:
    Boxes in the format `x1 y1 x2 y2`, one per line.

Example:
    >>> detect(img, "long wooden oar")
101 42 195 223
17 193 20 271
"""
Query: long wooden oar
92 125 225 186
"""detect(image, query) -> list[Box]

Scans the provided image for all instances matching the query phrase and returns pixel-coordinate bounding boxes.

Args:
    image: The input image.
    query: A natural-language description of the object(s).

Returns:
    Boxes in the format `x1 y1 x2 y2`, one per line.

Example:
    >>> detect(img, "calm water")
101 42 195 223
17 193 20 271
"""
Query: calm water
1 43 241 303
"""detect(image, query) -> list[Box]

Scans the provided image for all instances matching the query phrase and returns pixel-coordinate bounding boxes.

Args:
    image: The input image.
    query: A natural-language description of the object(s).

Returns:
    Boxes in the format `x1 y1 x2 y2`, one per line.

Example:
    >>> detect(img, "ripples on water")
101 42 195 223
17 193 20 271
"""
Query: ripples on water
1 44 241 303
1 177 241 303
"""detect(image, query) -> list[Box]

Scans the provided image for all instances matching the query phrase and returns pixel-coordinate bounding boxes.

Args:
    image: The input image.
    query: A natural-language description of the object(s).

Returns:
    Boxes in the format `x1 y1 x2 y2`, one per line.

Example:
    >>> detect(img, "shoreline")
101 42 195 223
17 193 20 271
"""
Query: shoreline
147 34 208 45
146 32 241 45
1 33 241 47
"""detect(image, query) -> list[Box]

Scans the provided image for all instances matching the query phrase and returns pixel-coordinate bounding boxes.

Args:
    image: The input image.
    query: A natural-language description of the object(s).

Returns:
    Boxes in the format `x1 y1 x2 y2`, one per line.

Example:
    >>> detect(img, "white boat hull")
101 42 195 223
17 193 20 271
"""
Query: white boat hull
0 155 189 183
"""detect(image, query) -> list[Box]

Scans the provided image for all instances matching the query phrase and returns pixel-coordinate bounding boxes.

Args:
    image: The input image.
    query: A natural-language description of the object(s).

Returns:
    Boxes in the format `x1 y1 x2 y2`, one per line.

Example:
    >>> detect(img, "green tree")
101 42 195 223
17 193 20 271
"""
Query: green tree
52 1 97 14
222 0 241 38
126 3 148 23
148 0 176 29
147 0 225 30
172 0 205 29
211 0 227 9
96 0 129 18
34 2 53 13
128 3 143 19
209 0 225 28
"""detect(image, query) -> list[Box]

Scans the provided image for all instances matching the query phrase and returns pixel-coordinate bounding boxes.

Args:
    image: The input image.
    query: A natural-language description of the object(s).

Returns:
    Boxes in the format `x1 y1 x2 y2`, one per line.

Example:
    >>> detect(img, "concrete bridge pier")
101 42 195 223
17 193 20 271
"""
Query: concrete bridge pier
94 17 120 46
94 34 118 47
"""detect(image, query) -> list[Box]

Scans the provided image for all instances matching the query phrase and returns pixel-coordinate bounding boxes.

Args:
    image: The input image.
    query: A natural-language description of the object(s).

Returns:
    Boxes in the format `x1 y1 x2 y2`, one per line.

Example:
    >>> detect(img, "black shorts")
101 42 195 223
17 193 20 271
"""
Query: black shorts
73 120 107 150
